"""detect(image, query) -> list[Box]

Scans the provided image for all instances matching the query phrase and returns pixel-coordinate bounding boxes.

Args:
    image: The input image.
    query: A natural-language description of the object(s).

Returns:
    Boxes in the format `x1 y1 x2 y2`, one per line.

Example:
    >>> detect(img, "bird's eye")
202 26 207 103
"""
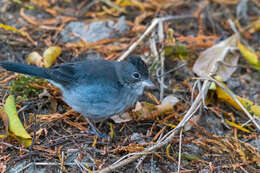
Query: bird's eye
132 72 141 79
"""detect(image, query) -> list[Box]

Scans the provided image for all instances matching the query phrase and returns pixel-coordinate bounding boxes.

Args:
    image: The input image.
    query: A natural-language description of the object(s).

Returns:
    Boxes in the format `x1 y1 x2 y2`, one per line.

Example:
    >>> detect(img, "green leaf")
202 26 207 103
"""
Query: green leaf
4 95 32 148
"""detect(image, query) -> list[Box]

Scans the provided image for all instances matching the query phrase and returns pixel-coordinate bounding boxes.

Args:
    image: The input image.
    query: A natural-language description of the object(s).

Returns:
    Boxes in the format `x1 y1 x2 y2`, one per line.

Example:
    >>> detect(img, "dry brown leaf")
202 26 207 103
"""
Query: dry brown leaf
193 35 238 81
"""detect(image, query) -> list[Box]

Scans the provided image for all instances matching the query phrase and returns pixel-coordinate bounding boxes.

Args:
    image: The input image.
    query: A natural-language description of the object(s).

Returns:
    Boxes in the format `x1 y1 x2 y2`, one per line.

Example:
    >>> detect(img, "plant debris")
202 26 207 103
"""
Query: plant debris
0 0 259 172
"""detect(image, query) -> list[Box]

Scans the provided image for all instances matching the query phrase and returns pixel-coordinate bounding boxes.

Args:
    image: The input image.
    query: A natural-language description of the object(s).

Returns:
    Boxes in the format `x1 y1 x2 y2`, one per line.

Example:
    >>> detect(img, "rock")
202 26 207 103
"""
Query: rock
60 16 128 43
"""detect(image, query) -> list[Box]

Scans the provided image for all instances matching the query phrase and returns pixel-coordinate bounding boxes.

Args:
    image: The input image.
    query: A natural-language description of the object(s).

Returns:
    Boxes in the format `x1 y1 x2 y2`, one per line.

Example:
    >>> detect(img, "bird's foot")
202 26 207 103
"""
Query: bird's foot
85 117 108 139
85 126 108 139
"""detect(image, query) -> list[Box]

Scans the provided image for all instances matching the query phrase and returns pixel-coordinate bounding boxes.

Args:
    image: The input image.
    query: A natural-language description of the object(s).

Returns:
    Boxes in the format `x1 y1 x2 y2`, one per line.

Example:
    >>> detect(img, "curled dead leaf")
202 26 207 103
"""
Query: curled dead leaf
193 35 238 81
27 51 44 67
111 96 179 123
111 112 133 123
43 46 62 68
27 46 61 68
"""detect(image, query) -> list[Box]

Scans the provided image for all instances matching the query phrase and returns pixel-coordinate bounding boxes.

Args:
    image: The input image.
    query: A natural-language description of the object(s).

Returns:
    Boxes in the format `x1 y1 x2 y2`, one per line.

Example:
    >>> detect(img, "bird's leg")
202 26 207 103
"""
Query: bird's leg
85 117 108 139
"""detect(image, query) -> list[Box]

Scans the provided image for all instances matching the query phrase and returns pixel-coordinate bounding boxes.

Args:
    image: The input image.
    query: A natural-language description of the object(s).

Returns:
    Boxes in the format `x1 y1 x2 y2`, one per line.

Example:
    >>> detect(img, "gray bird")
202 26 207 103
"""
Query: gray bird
0 56 154 137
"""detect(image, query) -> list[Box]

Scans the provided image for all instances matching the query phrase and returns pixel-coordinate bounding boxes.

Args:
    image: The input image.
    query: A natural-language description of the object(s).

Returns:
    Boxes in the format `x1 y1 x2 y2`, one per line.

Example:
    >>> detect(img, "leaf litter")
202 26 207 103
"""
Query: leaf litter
0 0 259 172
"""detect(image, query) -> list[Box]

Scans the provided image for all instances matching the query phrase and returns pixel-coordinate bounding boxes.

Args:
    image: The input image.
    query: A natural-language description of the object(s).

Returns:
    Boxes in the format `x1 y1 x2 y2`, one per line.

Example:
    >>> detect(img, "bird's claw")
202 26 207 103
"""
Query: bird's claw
86 126 108 139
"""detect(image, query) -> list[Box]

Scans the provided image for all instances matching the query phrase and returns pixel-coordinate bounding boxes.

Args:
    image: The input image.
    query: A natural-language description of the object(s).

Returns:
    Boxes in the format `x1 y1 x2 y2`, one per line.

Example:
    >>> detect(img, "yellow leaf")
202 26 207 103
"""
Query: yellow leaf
0 23 26 36
166 144 175 161
30 0 50 7
109 122 114 138
238 41 259 66
92 135 98 148
0 107 8 139
43 46 62 68
100 0 125 13
216 81 260 117
163 123 176 128
250 17 260 32
116 0 145 11
0 134 7 139
225 119 250 133
4 95 32 148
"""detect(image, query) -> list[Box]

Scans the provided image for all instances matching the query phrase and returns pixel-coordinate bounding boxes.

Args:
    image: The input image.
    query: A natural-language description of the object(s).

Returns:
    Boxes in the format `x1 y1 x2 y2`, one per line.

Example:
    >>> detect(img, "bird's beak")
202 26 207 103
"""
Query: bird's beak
142 79 155 88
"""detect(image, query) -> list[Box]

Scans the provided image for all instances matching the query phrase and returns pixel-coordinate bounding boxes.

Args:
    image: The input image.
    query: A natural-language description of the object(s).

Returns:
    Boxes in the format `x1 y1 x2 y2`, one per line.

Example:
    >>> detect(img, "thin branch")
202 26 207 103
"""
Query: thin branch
117 15 193 61
177 128 183 173
96 80 211 173
208 76 260 129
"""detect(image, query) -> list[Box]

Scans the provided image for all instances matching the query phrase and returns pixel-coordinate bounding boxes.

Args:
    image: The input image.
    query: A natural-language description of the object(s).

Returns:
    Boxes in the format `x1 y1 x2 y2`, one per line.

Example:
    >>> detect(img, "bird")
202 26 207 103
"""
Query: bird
0 56 154 137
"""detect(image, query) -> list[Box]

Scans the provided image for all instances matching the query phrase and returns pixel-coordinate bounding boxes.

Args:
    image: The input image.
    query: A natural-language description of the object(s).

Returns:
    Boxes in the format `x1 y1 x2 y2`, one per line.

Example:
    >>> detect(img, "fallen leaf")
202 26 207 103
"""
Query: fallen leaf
112 96 179 123
27 46 61 68
249 17 260 33
27 51 44 67
238 41 260 71
0 22 26 36
134 95 179 121
0 107 8 139
225 119 250 133
43 46 62 68
4 95 32 148
216 80 260 117
111 112 133 123
193 35 238 81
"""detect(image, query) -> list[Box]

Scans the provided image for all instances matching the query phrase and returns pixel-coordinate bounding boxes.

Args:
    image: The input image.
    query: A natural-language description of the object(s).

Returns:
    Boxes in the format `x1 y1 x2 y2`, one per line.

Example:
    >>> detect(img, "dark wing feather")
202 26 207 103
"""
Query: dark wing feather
0 60 121 87
46 63 79 85
47 60 120 87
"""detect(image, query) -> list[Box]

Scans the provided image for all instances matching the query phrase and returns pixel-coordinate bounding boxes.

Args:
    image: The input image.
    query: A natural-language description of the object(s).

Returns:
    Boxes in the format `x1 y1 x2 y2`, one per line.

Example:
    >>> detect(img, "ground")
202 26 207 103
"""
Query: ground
0 0 260 172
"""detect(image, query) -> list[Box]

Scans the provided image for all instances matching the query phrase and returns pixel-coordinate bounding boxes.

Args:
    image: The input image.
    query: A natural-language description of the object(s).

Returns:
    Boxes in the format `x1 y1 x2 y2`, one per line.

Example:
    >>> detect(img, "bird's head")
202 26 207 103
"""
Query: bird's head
116 56 154 95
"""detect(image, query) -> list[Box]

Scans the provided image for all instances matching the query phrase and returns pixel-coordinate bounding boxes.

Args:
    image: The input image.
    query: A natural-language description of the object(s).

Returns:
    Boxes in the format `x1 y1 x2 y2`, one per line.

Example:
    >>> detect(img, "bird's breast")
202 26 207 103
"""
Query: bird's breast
61 84 138 120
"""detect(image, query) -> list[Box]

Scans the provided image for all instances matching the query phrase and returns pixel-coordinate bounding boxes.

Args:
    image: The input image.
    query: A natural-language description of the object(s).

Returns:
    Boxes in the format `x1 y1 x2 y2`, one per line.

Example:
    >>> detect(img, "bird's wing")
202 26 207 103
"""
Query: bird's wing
46 60 120 87
46 62 78 85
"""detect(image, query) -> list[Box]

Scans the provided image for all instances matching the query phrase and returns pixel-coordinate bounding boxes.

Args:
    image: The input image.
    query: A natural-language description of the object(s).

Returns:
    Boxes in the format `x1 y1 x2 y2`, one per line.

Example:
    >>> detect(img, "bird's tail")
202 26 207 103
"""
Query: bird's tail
0 62 50 79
